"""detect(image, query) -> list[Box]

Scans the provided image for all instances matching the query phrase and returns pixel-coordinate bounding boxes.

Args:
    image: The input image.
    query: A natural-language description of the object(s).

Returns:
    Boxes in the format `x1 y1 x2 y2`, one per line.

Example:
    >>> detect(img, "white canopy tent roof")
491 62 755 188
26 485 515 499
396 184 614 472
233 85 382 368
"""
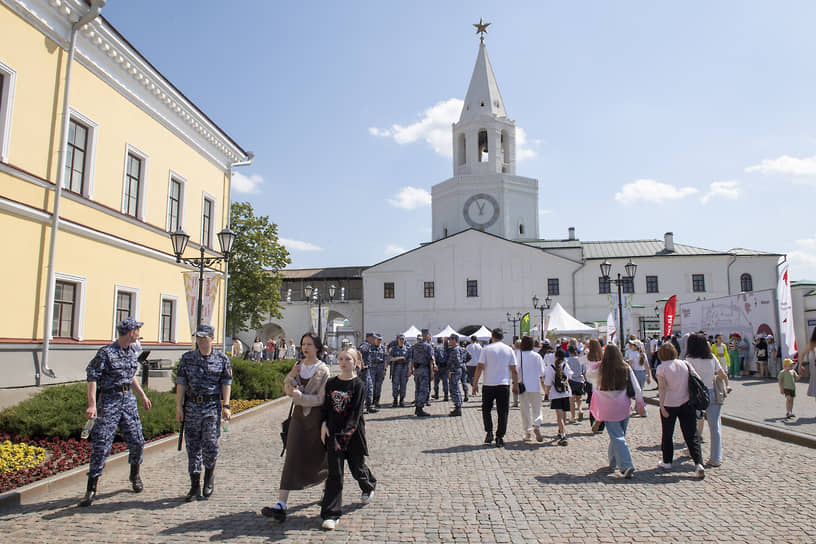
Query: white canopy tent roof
401 325 422 339
471 325 493 341
545 302 597 335
432 325 464 339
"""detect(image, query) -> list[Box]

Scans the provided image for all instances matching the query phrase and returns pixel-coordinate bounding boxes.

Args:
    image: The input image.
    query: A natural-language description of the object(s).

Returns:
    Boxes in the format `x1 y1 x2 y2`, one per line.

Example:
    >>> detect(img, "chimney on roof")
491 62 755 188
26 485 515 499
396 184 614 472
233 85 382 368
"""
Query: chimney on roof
568 227 575 240
664 232 675 252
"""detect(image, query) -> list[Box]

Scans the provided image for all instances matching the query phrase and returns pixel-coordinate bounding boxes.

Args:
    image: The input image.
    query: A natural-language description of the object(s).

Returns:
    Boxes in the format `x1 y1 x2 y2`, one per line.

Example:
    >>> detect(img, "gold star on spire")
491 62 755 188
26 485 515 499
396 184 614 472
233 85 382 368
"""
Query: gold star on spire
473 17 491 42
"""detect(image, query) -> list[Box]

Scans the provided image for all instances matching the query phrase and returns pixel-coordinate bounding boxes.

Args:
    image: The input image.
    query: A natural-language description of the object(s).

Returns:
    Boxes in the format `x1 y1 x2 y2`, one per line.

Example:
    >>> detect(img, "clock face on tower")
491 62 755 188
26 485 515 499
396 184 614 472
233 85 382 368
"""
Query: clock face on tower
463 193 500 229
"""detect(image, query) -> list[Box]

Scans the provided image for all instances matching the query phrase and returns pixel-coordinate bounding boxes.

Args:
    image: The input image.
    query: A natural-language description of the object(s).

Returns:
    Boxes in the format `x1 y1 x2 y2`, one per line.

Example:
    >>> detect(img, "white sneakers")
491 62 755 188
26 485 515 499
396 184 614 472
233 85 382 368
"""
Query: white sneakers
321 518 337 530
658 460 705 479
657 461 673 470
695 464 706 479
361 490 374 504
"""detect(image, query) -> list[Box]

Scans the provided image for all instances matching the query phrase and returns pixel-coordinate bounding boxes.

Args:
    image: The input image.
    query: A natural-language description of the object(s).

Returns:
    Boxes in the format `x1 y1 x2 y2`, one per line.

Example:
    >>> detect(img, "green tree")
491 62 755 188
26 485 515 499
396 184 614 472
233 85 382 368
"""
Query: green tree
226 201 290 335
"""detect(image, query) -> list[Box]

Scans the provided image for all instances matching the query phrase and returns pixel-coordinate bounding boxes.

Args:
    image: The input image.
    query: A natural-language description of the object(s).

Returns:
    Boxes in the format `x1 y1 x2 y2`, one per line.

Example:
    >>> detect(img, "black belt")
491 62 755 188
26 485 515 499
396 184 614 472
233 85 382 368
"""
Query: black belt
187 394 221 403
99 384 131 394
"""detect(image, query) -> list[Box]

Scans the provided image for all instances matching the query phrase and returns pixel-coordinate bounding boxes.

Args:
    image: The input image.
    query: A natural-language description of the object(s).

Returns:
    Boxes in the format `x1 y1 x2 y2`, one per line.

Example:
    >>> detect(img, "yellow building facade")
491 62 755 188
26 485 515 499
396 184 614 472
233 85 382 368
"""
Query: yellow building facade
0 0 249 386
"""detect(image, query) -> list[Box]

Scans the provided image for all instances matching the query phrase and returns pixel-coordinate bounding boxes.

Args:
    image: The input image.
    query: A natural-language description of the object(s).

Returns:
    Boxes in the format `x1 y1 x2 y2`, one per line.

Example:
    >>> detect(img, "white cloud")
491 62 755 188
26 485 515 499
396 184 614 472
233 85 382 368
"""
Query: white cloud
370 98 536 160
746 155 816 181
279 238 323 252
387 186 432 210
538 208 552 215
614 178 698 204
385 244 406 256
701 180 741 204
231 171 263 194
789 235 816 280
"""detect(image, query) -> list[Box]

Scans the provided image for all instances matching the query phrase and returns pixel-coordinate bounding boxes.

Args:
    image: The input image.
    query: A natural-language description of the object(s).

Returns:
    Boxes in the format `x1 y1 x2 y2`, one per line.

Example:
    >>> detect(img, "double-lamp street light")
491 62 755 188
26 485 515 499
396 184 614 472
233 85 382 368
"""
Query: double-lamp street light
600 258 637 349
506 311 523 340
170 227 236 331
532 294 552 342
304 284 336 341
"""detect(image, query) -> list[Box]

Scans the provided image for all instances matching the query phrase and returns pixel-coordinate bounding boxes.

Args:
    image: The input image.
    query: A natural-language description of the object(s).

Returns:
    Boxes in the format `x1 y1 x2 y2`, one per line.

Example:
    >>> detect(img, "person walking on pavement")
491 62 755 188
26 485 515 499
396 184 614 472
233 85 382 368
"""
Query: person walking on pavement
411 329 435 417
433 337 450 402
357 333 377 413
445 334 470 416
262 332 330 522
175 324 232 501
465 336 482 398
686 333 727 468
516 336 547 441
370 333 387 409
79 316 152 507
388 334 410 407
471 328 519 447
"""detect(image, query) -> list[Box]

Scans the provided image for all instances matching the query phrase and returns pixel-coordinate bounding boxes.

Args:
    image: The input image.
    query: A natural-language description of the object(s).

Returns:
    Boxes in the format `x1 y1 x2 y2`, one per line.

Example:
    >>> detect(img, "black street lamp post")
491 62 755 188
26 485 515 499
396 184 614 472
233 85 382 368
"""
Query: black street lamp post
532 294 552 343
304 284 336 342
600 258 637 349
170 227 236 331
506 311 523 340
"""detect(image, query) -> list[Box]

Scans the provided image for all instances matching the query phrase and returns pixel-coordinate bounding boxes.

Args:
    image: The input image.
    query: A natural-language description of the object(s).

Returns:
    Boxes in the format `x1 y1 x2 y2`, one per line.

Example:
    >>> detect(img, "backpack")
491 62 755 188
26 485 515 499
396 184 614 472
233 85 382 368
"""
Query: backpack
553 360 566 393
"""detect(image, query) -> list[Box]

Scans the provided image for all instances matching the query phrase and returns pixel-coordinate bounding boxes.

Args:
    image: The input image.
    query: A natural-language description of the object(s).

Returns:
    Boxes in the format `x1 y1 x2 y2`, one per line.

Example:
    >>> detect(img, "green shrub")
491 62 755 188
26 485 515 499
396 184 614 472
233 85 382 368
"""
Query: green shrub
230 357 294 400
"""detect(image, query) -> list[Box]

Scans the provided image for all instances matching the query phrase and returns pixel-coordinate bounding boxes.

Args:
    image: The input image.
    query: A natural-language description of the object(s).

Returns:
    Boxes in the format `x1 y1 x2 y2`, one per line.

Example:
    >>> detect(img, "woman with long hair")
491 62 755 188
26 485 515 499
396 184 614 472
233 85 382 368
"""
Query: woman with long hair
543 347 573 446
516 336 547 442
686 333 727 467
584 339 605 433
586 344 645 478
262 332 330 522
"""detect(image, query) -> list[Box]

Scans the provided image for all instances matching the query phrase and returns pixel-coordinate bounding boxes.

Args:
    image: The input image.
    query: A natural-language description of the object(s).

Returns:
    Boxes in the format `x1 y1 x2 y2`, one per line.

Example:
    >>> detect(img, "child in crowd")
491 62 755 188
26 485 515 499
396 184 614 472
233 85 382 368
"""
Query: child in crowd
319 347 376 530
778 358 798 419
543 347 574 445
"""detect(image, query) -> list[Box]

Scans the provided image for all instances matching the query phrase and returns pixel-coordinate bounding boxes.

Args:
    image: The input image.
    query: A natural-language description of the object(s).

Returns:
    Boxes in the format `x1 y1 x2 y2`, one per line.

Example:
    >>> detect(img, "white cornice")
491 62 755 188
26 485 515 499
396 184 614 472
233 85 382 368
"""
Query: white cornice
4 0 247 170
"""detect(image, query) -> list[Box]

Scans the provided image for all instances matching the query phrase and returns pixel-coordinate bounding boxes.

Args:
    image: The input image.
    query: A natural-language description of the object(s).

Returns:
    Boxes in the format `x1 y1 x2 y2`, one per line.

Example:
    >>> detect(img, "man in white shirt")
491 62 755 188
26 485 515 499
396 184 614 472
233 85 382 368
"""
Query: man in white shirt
465 336 483 397
472 328 519 448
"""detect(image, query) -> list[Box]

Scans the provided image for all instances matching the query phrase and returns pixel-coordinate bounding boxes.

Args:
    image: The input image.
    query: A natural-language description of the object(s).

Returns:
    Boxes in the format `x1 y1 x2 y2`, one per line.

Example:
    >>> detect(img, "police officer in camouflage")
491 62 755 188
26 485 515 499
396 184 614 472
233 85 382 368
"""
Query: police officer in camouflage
370 333 387 409
388 334 410 407
445 334 471 416
432 337 449 402
176 324 232 501
79 317 152 507
411 329 435 417
358 333 377 413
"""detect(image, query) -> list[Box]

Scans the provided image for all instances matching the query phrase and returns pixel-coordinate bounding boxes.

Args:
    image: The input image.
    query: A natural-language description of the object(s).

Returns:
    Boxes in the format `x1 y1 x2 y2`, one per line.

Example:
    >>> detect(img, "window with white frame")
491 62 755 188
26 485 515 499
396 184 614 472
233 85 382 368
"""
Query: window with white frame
114 285 140 335
167 176 184 232
122 145 148 220
202 195 214 248
65 118 88 194
0 61 17 163
53 273 86 340
160 297 176 343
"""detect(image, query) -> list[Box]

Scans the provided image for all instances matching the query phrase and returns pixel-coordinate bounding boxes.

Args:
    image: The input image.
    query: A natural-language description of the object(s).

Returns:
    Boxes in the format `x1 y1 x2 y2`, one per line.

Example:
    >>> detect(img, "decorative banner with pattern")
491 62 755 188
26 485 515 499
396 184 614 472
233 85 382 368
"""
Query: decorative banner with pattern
777 262 797 359
183 271 220 335
309 305 331 338
520 312 530 336
664 295 677 337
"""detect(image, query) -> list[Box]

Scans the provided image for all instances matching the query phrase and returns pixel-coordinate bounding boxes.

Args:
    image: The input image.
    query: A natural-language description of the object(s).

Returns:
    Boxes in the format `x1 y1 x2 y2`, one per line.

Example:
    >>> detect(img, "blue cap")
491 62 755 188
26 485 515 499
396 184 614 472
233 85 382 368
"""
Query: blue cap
421 328 430 335
116 316 143 335
448 333 459 340
374 333 383 340
365 332 375 338
397 334 405 340
193 324 215 337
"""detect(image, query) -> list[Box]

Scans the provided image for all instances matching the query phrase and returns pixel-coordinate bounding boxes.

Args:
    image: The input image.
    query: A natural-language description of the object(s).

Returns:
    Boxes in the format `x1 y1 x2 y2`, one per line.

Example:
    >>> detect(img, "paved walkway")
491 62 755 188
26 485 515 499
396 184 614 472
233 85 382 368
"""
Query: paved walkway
2 378 816 543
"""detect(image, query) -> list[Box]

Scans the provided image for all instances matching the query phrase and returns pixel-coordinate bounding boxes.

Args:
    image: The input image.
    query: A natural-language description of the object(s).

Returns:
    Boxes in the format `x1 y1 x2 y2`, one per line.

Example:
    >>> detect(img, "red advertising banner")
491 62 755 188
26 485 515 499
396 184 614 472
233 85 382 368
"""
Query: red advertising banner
664 295 677 337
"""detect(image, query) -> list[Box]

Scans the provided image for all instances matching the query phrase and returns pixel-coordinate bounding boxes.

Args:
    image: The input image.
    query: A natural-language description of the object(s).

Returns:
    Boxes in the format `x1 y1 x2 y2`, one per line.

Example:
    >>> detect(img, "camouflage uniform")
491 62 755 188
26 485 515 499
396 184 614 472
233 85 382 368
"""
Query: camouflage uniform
358 336 375 410
433 342 449 399
411 339 434 414
445 343 471 408
371 335 387 407
389 341 410 405
86 342 144 478
176 348 232 474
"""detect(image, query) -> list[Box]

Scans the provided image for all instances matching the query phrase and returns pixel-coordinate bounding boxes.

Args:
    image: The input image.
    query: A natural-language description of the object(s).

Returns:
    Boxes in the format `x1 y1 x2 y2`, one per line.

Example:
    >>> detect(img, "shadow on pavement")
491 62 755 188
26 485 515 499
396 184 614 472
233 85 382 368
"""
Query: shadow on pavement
422 443 491 454
535 463 704 486
1 491 186 520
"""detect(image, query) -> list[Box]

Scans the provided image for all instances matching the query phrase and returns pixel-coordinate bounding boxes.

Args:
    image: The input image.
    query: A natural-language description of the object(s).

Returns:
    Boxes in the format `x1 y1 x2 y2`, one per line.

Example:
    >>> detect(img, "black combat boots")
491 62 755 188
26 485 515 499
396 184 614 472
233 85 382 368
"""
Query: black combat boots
203 467 215 498
78 476 98 507
448 406 462 417
185 473 201 502
129 464 143 492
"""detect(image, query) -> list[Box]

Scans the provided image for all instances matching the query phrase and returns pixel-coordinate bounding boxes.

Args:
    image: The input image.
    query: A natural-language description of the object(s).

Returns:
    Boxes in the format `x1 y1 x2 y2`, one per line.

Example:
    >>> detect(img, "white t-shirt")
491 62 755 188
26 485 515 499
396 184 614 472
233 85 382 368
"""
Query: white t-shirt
626 349 647 371
516 350 546 393
543 360 574 400
465 342 482 367
478 341 517 386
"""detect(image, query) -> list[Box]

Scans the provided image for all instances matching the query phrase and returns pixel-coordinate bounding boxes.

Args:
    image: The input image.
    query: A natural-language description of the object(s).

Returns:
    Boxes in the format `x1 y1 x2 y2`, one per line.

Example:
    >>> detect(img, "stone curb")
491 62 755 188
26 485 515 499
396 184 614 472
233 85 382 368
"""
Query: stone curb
642 395 816 449
0 396 288 512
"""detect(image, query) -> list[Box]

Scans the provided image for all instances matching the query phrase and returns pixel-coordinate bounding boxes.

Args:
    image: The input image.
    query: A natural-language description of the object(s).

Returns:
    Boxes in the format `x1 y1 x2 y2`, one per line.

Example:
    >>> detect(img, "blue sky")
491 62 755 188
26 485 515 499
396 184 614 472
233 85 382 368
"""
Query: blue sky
103 1 816 280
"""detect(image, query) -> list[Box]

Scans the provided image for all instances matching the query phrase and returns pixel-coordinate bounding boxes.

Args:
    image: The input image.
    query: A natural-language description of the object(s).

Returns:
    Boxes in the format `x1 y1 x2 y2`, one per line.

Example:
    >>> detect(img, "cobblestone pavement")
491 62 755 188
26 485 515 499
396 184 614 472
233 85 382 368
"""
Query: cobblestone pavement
2 380 816 544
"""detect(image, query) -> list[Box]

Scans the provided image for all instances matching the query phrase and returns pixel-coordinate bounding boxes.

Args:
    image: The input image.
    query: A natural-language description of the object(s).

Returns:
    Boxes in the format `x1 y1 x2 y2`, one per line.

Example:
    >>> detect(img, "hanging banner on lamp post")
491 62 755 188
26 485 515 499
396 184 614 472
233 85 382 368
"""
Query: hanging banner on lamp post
520 312 530 336
664 295 677 337
183 271 220 335
777 262 797 360
606 311 616 345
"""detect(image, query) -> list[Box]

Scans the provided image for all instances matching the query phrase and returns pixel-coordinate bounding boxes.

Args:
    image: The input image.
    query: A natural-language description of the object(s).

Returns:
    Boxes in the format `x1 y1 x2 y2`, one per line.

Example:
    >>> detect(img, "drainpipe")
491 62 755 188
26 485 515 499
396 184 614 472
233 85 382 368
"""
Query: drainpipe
40 0 107 383
571 250 586 316
726 253 737 295
222 152 254 352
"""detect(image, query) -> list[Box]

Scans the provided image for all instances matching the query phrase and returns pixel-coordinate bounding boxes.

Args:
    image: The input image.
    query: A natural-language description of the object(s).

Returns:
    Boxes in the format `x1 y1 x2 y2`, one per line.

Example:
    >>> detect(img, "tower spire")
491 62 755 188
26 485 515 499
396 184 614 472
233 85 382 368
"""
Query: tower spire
473 17 491 42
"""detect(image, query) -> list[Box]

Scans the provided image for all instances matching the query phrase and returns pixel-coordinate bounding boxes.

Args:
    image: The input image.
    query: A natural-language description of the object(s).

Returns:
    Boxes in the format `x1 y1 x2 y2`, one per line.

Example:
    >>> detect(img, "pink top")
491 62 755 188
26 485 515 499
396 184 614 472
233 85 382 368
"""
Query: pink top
656 359 691 407
587 362 644 422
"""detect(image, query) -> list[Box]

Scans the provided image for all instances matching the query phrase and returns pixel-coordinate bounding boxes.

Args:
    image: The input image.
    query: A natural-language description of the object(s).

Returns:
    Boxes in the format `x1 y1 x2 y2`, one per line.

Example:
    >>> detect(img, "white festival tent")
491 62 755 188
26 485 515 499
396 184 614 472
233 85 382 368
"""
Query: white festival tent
545 302 598 335
471 325 493 341
402 325 422 339
432 325 464 339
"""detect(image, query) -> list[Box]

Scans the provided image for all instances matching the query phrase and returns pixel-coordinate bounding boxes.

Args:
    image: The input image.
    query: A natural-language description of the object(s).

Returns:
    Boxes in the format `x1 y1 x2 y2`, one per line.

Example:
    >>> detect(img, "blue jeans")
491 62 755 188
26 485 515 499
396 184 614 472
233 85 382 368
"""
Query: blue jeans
605 418 633 472
705 388 723 463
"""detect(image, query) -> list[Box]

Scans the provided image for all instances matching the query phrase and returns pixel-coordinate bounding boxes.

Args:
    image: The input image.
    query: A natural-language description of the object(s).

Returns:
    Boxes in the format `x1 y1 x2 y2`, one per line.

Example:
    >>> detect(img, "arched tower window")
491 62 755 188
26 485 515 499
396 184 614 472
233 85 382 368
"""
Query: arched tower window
478 129 488 162
443 227 448 237
500 130 509 172
519 223 525 235
740 273 753 292
458 133 466 165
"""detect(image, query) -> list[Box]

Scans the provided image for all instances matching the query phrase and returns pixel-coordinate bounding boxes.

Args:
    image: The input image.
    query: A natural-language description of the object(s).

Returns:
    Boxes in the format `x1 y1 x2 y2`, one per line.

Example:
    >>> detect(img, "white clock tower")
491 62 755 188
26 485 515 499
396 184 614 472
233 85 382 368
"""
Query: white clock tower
431 23 539 242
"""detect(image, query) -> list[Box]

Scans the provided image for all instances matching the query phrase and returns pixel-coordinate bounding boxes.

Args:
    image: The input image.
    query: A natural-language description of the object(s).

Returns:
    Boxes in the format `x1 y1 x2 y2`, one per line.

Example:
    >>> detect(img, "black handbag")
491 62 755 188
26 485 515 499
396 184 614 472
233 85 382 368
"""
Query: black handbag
625 366 636 398
518 352 526 394
280 402 293 457
685 362 710 411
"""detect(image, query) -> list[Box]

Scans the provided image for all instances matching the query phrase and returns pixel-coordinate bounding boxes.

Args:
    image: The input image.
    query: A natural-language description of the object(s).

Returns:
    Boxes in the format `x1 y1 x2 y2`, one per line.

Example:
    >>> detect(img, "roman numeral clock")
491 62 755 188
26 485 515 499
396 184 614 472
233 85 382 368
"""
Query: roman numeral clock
463 193 500 230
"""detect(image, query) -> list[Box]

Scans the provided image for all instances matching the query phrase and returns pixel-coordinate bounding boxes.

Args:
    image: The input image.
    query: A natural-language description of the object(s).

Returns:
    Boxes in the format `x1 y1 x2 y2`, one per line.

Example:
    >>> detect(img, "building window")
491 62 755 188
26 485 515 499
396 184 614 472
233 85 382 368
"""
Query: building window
621 276 634 294
740 273 753 292
547 278 560 296
115 290 133 325
424 281 435 298
52 281 76 338
383 282 395 299
466 279 478 297
202 196 214 248
646 275 659 294
598 276 611 294
519 223 525 235
65 118 88 194
167 178 183 232
160 298 175 342
0 61 16 163
692 274 706 293
478 129 488 162
124 153 142 217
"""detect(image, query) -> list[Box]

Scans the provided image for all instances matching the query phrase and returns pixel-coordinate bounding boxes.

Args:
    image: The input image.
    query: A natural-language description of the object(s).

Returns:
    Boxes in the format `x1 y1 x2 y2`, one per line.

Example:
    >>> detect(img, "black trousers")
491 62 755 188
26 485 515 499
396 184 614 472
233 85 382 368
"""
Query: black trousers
660 401 702 465
481 385 510 438
320 440 376 520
